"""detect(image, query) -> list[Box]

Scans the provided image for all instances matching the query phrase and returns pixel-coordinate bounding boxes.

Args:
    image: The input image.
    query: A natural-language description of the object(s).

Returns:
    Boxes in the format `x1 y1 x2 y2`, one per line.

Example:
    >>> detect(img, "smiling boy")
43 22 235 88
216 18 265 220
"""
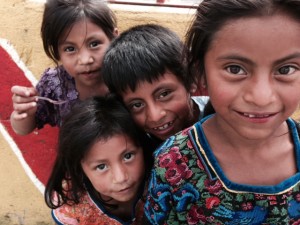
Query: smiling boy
102 24 208 143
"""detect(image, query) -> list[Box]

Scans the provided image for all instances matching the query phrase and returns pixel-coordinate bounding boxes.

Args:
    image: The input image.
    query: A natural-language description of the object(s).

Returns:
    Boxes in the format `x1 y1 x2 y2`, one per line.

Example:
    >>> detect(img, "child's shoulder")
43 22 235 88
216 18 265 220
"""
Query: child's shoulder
293 118 300 129
39 66 72 82
52 192 122 225
36 66 76 98
288 118 300 132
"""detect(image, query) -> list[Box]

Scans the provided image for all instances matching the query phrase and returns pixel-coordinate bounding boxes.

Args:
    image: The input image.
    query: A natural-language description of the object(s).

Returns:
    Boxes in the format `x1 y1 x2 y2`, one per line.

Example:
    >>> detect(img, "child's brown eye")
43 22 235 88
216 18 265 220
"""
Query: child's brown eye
278 66 296 75
127 101 145 113
90 41 100 48
65 46 75 52
96 164 106 171
227 65 243 74
124 152 134 161
159 90 171 99
133 103 142 107
226 65 246 75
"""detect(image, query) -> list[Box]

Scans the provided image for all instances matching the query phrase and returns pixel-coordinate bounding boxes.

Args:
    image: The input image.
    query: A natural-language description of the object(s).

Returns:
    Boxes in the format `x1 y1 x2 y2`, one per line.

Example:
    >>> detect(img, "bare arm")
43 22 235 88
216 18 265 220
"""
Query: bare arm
10 85 38 135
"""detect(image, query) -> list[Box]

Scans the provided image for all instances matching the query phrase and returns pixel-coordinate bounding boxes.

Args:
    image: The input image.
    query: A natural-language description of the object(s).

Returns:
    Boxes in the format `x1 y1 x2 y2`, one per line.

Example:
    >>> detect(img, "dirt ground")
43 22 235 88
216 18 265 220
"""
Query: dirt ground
0 134 54 225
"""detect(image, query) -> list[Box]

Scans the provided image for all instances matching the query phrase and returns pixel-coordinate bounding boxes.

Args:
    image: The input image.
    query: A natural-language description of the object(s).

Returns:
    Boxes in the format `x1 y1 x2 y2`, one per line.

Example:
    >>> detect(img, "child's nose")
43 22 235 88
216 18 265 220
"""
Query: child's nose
146 105 167 123
78 49 94 65
112 165 128 184
244 76 276 106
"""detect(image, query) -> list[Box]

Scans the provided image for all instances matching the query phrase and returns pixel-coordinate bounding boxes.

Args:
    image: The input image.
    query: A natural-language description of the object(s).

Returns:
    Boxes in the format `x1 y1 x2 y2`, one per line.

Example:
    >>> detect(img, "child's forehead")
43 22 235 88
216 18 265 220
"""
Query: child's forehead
121 71 187 97
86 135 141 155
63 18 98 32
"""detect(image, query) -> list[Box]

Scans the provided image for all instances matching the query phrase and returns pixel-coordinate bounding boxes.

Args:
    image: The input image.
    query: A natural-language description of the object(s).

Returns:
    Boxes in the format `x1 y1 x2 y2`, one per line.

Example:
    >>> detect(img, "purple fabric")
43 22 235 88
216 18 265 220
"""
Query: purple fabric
35 66 79 129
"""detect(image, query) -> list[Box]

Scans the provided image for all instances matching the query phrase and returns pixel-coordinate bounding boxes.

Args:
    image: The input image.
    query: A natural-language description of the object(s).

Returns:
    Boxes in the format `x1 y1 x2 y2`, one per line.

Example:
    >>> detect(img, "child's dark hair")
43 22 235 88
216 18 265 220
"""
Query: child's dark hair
102 24 194 94
44 95 153 209
41 0 117 63
185 0 300 116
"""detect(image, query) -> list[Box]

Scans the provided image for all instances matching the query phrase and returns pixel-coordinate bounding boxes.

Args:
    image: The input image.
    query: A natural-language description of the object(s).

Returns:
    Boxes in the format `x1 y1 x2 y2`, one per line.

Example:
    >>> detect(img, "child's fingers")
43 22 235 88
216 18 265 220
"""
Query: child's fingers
12 101 37 113
12 93 37 104
11 85 30 96
11 111 28 120
11 86 37 97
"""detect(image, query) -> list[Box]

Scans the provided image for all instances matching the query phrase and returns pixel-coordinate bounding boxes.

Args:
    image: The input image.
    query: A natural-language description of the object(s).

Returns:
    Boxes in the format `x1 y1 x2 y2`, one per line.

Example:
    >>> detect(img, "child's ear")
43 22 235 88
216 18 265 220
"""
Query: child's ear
190 83 198 94
200 75 207 89
113 28 119 37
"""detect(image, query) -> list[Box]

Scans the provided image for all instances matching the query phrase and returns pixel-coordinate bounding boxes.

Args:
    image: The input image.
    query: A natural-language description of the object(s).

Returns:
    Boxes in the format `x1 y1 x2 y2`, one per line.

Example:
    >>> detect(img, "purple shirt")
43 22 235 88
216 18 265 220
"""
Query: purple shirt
35 66 79 129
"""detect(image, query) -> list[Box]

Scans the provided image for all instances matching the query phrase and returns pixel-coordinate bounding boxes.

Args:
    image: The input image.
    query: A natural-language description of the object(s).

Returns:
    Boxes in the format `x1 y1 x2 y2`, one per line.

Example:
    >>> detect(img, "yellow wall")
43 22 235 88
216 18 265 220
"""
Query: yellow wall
0 0 196 79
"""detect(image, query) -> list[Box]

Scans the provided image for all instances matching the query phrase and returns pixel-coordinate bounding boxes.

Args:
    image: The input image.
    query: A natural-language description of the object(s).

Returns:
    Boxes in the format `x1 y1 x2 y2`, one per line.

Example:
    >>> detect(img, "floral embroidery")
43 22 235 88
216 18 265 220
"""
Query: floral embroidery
144 119 300 224
53 190 144 225
187 205 206 224
206 196 221 209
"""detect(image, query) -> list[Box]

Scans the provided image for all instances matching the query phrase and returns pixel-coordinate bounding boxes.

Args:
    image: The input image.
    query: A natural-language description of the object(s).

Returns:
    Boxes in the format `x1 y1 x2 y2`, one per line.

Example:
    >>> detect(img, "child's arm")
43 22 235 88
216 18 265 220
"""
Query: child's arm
10 85 38 135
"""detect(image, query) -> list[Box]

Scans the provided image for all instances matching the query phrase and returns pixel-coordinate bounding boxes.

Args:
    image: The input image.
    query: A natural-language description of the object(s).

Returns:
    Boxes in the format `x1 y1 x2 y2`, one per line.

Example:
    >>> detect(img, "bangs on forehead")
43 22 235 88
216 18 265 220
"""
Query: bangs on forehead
102 24 191 95
122 70 167 93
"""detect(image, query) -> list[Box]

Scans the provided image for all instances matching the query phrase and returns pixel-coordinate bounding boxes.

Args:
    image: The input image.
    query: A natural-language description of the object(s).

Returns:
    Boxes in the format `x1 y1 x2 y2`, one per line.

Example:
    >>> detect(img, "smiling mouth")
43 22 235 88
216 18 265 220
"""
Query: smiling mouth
241 112 275 118
153 121 174 131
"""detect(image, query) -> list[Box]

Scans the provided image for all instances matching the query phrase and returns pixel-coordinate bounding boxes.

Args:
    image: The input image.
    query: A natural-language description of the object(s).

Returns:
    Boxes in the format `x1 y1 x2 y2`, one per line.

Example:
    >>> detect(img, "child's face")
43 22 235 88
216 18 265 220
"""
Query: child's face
122 72 195 140
204 13 300 140
81 134 145 204
58 19 113 91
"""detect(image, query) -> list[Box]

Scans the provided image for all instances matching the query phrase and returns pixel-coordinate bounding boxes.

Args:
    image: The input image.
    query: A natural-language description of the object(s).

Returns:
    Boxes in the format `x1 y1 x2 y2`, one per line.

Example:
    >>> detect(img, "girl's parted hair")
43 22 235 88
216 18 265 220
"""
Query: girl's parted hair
185 0 300 116
41 0 117 63
44 95 152 208
186 0 300 84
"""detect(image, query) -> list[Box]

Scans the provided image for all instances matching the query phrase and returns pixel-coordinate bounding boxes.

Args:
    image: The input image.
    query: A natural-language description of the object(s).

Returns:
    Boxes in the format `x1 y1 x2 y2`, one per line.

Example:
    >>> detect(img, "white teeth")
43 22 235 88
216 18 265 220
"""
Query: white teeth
154 122 173 131
243 113 269 118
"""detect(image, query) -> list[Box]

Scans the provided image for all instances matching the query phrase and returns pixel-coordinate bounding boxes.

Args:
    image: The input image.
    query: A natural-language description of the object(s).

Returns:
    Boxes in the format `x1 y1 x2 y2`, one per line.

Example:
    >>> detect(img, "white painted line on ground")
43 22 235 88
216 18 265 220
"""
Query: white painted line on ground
0 123 45 194
0 39 43 193
0 38 37 86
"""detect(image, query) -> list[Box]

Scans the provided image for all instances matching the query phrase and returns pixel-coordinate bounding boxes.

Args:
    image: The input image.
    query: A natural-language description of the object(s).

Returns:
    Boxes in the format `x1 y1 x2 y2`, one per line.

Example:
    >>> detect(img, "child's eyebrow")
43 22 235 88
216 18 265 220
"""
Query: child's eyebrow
217 55 255 66
85 33 106 41
272 52 300 66
217 52 300 67
58 40 76 46
84 147 136 164
81 158 106 166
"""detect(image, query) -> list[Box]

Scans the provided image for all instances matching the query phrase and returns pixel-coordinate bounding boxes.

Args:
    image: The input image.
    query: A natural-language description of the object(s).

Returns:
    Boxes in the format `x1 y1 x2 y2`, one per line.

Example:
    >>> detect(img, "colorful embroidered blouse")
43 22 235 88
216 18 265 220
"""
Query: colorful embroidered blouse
35 66 79 129
53 181 146 225
144 117 300 224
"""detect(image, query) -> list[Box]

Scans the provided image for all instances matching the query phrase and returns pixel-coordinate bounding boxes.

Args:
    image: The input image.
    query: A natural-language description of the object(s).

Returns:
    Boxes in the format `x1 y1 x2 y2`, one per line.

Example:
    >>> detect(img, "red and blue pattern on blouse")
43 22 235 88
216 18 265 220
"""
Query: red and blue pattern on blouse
144 117 300 224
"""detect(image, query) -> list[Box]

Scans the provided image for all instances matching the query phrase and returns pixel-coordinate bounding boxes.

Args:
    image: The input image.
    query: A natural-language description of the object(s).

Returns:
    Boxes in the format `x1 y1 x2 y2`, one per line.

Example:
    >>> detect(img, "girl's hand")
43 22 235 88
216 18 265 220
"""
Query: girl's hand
11 85 38 120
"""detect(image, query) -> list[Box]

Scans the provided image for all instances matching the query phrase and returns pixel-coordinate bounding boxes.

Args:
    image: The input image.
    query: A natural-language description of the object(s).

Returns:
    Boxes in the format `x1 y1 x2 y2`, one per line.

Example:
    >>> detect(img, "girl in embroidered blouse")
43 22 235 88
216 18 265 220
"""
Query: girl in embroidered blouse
10 0 118 135
45 95 153 225
144 0 300 224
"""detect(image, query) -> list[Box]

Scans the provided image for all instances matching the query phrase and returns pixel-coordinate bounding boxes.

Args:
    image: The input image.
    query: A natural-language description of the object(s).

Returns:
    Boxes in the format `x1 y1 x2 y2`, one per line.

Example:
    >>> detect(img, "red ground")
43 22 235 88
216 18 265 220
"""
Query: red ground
0 46 57 186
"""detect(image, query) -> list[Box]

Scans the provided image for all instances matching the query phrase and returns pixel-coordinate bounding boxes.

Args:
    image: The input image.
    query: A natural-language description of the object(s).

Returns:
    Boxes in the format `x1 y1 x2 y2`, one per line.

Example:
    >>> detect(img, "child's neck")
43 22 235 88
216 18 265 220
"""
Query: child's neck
204 115 290 149
76 82 109 100
202 116 297 185
102 197 136 221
